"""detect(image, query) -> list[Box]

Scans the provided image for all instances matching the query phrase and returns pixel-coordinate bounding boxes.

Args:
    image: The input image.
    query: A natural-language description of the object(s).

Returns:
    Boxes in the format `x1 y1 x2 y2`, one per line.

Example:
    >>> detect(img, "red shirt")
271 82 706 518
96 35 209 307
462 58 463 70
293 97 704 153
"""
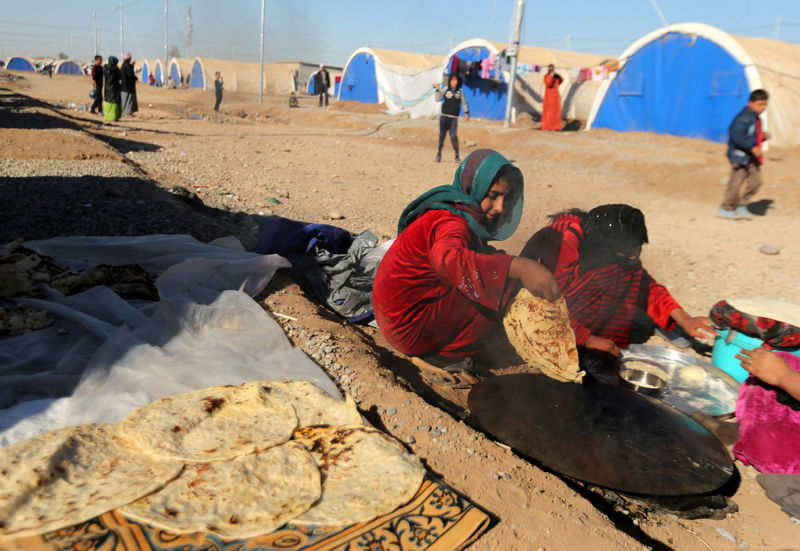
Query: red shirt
373 210 515 357
521 214 680 347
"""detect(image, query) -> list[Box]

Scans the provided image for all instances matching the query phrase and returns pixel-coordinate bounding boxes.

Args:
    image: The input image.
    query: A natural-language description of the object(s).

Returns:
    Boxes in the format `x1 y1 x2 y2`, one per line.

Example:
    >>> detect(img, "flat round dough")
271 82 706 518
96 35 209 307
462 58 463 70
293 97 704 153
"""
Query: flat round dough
0 424 183 539
679 365 708 385
291 425 425 527
260 381 362 428
120 382 298 462
727 297 800 327
120 441 321 539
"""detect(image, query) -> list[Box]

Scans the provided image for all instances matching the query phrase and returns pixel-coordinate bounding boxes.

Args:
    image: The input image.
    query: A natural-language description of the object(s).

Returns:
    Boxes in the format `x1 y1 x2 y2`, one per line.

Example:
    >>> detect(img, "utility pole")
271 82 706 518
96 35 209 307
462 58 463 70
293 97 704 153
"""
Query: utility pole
187 5 193 58
504 0 524 128
164 0 168 65
774 14 783 39
93 11 98 55
565 33 572 51
69 35 73 59
258 0 265 104
119 0 124 54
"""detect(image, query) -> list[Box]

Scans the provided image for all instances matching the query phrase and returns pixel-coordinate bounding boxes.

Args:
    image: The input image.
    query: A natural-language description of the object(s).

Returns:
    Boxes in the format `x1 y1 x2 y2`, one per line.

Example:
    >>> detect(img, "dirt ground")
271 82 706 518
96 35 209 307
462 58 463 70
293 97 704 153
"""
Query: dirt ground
2 70 800 551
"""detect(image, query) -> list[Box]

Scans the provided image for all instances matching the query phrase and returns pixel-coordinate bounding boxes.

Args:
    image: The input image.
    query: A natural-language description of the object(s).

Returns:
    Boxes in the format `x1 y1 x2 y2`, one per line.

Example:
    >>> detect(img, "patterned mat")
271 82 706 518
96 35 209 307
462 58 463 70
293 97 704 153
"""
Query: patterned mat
6 475 491 551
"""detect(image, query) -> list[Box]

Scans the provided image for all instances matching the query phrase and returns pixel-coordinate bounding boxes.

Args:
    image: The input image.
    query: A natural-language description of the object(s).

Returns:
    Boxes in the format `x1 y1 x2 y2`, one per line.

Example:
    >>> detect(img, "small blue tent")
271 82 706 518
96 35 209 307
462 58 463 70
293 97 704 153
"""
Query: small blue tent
5 57 35 71
141 59 152 84
587 23 800 145
153 59 165 85
53 60 83 75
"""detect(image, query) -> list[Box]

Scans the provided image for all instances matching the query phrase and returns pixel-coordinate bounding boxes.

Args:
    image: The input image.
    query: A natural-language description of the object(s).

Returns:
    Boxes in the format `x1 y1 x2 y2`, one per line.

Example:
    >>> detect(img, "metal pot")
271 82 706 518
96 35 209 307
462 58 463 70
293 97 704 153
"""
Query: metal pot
618 366 666 395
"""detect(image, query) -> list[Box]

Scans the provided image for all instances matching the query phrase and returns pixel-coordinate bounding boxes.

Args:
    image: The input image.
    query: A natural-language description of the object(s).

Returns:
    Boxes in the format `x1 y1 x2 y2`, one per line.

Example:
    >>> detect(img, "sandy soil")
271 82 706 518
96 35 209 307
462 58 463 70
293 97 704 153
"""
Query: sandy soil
2 70 800 550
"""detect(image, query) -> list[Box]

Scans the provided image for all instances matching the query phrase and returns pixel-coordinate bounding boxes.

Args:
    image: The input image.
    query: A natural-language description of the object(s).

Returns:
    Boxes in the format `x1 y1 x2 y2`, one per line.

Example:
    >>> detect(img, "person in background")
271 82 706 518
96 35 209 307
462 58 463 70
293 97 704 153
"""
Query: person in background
289 91 299 108
541 64 563 131
120 53 138 116
149 72 155 86
718 89 769 220
433 74 469 163
315 64 331 107
520 204 715 357
373 149 559 365
214 71 223 111
90 55 103 115
102 56 121 122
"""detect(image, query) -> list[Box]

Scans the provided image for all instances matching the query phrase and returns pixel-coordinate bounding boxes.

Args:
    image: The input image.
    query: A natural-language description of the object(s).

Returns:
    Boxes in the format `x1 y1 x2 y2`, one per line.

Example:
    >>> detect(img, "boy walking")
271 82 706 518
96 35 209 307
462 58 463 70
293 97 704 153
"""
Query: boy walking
718 89 769 220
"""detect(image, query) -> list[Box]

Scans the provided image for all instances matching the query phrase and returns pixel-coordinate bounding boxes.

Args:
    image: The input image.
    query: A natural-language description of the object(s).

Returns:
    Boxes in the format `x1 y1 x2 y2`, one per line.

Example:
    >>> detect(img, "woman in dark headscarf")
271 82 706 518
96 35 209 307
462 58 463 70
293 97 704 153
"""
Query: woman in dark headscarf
103 55 122 122
520 204 715 356
373 149 559 360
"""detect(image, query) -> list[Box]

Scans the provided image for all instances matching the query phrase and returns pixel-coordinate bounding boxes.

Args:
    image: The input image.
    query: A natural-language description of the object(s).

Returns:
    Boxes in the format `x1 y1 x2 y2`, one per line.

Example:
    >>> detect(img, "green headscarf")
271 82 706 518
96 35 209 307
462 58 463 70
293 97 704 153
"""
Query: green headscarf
397 149 524 241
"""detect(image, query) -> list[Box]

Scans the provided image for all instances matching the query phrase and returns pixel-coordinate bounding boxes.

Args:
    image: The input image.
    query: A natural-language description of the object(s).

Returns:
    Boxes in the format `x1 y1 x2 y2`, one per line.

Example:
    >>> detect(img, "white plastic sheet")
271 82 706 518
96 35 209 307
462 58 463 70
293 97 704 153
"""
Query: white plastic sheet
0 235 343 447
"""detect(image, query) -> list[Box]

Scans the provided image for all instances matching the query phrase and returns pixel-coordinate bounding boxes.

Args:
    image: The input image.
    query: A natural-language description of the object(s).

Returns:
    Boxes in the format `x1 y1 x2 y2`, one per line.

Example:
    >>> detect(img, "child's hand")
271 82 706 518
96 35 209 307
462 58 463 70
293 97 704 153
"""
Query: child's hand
585 335 619 357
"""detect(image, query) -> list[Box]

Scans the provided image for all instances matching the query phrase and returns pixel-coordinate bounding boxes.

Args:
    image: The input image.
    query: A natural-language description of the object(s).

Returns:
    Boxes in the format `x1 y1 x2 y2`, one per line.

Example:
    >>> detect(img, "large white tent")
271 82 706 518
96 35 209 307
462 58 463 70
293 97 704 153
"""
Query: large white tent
188 57 295 95
587 23 800 147
338 47 445 118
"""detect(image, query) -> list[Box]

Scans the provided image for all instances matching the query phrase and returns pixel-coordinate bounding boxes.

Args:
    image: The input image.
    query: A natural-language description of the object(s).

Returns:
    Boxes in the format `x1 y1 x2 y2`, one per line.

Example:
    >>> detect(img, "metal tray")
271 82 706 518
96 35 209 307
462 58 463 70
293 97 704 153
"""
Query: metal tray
621 344 740 417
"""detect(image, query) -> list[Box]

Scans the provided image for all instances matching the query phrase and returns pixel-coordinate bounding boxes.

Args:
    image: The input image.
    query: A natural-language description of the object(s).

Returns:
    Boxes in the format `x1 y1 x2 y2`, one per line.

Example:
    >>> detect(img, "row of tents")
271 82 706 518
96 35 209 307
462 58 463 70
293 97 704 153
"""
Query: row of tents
4 22 799 146
2 57 85 75
335 22 800 147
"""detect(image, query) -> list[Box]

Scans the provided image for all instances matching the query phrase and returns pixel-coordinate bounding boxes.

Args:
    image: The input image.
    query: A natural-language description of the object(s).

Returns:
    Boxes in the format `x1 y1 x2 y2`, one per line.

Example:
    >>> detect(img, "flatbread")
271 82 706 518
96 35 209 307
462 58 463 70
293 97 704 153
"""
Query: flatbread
503 289 584 383
260 381 362 427
120 441 321 539
291 425 425 527
0 424 182 539
120 382 298 462
679 365 708 385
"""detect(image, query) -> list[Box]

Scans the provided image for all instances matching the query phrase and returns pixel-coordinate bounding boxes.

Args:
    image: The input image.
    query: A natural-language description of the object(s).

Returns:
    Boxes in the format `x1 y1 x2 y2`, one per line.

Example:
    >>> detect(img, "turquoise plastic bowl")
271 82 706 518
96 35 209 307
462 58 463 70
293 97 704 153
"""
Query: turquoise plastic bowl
711 330 765 383
712 329 800 383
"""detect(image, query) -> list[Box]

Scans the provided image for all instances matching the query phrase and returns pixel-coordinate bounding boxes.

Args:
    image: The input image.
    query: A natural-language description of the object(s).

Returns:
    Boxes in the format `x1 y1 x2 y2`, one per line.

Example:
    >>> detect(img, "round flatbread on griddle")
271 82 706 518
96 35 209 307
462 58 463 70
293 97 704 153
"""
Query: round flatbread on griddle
120 441 321 539
291 425 425 527
0 424 183 540
120 381 298 462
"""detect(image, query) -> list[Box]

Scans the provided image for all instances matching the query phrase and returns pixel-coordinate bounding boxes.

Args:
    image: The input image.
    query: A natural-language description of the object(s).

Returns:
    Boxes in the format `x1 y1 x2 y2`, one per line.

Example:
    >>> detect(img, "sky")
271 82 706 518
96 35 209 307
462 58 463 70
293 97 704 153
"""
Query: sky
1 0 799 67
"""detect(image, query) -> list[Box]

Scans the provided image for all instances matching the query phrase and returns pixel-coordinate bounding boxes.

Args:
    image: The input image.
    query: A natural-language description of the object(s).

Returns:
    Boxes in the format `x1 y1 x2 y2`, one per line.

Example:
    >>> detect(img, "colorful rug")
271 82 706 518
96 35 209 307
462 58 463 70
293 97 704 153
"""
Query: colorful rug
6 476 491 551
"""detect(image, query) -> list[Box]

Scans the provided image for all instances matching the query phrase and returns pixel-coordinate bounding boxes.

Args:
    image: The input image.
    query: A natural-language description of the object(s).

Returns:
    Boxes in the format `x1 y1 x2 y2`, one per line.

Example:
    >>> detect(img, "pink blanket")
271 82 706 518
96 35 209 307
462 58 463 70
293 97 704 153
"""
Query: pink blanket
733 352 800 474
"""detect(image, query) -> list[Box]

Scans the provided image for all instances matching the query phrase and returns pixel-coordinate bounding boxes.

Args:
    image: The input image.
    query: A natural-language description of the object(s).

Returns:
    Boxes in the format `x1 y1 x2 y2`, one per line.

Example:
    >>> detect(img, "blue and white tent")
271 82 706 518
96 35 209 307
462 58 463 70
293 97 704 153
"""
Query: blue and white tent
168 57 193 87
140 59 152 84
4 56 35 71
587 23 800 146
338 47 445 118
442 38 608 122
52 60 83 75
152 59 166 86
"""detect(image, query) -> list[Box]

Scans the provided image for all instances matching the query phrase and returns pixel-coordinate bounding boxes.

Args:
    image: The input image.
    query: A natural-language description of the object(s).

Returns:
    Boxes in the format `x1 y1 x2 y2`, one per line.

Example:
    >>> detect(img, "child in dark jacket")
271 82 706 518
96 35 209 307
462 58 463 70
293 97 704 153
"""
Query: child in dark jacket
718 89 769 220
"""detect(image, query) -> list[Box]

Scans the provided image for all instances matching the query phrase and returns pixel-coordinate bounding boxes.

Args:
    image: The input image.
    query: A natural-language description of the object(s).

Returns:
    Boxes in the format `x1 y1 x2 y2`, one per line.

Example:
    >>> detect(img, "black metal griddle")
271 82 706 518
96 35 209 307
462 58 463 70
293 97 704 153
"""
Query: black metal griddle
468 373 734 496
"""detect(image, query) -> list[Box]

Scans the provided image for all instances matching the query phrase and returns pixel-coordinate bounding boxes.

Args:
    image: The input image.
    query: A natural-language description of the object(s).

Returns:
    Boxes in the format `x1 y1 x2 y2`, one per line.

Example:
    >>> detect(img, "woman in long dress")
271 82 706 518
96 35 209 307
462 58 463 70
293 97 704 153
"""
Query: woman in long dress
541 64 563 131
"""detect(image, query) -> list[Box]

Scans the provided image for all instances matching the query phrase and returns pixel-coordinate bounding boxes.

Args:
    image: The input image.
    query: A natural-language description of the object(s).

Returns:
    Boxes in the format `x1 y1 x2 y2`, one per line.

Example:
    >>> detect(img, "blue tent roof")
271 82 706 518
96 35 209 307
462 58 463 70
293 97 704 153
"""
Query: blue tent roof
6 57 35 71
339 53 378 103
591 32 748 143
54 60 82 75
190 59 204 88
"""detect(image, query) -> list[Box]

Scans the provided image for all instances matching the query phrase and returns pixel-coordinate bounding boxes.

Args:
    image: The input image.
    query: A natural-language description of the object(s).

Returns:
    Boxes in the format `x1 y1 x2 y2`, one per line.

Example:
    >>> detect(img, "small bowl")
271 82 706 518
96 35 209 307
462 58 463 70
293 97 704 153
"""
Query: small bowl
619 367 666 395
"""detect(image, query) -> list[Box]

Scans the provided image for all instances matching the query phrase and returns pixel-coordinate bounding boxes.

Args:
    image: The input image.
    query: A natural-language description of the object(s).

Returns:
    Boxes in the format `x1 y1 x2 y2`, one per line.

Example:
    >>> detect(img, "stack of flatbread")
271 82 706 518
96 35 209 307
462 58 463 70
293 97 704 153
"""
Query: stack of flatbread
503 288 585 383
0 381 425 543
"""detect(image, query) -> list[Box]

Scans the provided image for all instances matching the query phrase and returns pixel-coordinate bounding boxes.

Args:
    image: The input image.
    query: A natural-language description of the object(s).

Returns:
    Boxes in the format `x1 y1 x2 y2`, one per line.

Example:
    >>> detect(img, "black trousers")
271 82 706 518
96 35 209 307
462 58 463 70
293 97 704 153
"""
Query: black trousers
214 92 222 111
438 116 459 153
90 91 103 113
318 91 329 106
